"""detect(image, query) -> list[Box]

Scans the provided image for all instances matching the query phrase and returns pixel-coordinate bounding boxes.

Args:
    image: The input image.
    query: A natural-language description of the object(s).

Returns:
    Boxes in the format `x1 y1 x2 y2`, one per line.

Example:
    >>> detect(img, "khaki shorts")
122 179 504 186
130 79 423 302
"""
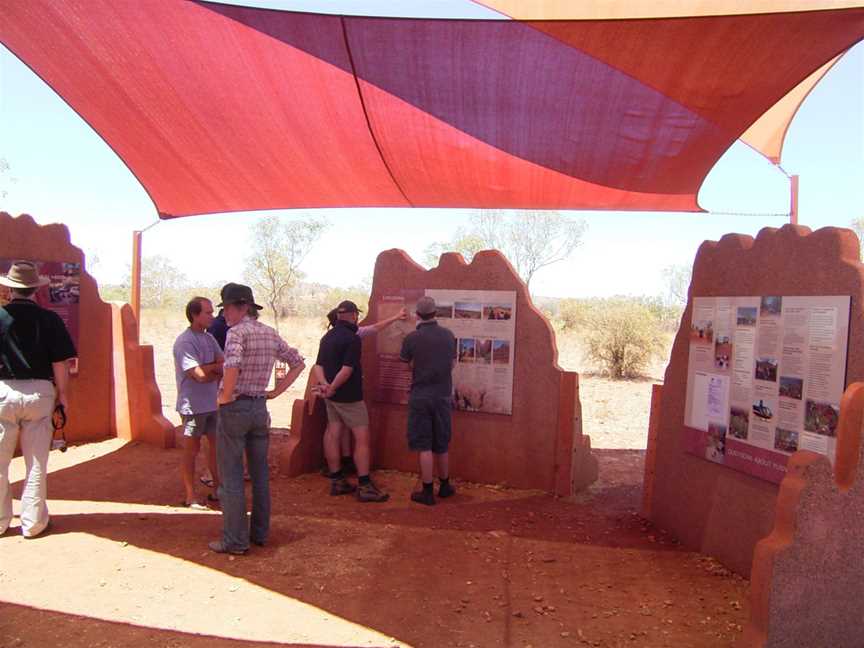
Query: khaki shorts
324 399 369 429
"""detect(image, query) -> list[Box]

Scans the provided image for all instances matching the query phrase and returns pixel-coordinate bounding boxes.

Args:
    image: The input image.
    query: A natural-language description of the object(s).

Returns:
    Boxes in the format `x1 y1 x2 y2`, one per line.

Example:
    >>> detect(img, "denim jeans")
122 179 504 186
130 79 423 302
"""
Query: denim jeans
0 379 55 537
217 398 270 551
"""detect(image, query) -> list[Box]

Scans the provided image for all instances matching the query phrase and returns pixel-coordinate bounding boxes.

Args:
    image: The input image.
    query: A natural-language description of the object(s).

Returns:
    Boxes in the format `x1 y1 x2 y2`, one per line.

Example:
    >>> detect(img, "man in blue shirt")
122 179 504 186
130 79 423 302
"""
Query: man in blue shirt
173 297 223 508
400 296 457 506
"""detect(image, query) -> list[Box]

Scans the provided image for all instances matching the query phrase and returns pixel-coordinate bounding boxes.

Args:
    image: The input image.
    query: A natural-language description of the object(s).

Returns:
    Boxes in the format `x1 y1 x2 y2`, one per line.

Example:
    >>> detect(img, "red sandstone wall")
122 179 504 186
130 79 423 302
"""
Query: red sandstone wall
361 249 595 494
650 224 864 576
0 212 112 443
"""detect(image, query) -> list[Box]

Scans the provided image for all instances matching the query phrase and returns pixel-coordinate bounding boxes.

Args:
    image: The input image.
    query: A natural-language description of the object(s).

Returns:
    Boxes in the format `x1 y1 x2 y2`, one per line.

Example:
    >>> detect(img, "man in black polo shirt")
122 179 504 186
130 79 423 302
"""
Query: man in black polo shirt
0 260 76 538
313 300 388 502
400 296 457 506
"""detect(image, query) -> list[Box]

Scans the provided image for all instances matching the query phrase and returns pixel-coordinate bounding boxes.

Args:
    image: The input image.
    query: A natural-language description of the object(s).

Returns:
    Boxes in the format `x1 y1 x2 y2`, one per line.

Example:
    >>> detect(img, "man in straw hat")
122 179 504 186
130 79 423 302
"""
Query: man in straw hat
210 283 305 555
0 260 76 538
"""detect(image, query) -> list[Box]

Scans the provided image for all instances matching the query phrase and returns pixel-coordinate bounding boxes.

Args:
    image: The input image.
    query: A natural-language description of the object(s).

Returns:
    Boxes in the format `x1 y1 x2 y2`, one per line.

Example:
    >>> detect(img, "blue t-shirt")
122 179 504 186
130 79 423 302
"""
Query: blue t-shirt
173 328 223 415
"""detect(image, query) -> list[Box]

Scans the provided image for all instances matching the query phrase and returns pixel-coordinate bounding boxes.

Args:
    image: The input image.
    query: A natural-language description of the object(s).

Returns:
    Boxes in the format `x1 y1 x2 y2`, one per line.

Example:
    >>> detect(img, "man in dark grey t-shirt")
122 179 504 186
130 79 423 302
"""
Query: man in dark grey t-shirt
399 296 457 506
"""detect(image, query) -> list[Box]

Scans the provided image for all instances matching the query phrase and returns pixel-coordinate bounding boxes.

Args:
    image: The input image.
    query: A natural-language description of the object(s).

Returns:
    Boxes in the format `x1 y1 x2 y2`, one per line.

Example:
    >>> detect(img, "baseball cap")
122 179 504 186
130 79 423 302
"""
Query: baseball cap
336 300 362 314
416 296 437 316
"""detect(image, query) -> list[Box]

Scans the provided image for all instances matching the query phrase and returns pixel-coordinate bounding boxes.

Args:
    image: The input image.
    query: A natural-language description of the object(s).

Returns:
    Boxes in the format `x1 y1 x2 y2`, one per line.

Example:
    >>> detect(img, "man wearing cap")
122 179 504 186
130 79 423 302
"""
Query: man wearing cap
313 300 389 502
0 260 76 537
400 296 457 506
210 283 305 555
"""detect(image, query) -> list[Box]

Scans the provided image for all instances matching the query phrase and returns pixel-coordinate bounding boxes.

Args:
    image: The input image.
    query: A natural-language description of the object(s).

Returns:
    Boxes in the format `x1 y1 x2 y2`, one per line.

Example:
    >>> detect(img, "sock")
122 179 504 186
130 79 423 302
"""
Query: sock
439 477 450 487
358 474 371 486
329 470 343 480
422 481 434 494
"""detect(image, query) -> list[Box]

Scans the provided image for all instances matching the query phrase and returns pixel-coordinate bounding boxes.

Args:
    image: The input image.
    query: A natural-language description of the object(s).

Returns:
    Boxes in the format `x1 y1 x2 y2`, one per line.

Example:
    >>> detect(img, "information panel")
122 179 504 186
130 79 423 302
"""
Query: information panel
683 295 850 484
0 257 81 373
375 289 516 415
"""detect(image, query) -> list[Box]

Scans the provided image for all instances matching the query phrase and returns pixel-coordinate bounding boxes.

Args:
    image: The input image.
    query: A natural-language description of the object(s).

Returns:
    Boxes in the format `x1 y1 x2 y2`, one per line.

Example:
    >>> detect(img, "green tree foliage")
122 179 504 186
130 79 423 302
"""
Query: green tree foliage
244 215 328 332
424 210 587 291
140 255 188 308
661 263 692 307
580 298 663 379
0 157 16 201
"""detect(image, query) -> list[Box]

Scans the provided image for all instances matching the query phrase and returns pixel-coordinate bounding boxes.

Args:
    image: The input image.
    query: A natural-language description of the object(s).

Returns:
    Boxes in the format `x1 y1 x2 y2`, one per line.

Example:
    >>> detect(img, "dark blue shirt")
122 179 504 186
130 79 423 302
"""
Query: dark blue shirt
400 320 456 399
315 320 363 403
207 311 229 350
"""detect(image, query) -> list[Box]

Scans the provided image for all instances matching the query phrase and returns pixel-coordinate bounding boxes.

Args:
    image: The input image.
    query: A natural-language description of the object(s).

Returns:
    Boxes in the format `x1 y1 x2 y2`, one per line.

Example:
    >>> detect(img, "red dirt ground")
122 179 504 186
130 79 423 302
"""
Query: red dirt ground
1 439 748 648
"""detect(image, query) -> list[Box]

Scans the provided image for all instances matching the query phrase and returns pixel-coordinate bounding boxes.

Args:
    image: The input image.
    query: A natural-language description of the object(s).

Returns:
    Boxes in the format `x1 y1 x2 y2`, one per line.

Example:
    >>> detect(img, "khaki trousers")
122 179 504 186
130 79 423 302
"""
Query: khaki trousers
0 379 55 537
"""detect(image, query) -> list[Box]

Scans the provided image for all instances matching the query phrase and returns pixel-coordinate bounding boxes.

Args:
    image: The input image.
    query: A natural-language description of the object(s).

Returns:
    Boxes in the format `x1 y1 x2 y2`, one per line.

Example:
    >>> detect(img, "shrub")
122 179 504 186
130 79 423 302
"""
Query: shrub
581 298 662 379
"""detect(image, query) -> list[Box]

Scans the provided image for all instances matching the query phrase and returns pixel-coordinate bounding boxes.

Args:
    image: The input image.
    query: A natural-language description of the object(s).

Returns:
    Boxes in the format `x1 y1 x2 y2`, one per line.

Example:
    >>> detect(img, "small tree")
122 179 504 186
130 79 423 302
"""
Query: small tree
244 215 328 332
850 218 864 261
0 157 17 200
661 264 692 307
583 298 662 379
140 255 187 308
426 210 586 291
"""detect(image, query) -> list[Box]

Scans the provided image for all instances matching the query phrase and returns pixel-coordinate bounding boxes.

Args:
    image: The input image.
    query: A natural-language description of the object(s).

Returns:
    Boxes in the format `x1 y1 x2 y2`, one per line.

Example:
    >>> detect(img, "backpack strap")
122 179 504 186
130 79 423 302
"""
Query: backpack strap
0 307 32 376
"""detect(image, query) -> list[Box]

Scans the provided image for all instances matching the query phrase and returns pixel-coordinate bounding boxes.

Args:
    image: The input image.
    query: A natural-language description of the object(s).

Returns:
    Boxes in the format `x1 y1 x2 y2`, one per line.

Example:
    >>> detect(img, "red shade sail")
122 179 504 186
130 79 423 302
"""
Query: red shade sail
1 1 862 218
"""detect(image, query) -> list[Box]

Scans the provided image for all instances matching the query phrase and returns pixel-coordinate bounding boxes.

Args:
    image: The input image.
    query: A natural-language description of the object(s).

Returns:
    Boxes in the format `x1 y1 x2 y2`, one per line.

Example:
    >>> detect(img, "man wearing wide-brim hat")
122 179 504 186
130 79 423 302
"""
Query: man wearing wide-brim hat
0 260 76 538
209 283 305 555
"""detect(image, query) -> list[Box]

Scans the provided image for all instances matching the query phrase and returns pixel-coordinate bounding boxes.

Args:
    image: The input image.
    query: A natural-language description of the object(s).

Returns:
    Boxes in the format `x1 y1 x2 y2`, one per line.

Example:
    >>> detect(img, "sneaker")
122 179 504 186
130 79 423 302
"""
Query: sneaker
438 481 456 498
357 480 390 503
330 478 357 496
208 540 248 555
411 490 436 506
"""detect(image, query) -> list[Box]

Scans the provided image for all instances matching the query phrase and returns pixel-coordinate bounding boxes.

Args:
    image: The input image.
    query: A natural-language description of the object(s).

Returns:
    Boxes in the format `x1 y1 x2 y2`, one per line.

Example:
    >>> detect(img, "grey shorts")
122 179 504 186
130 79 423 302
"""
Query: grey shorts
181 411 219 438
324 399 369 429
407 396 452 454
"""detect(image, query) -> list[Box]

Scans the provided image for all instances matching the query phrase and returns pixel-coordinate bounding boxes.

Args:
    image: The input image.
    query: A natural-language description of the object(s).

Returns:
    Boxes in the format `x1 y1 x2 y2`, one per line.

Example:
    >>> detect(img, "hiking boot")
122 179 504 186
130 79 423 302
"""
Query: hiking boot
438 481 456 498
208 540 248 555
357 480 390 503
411 490 436 506
330 478 357 496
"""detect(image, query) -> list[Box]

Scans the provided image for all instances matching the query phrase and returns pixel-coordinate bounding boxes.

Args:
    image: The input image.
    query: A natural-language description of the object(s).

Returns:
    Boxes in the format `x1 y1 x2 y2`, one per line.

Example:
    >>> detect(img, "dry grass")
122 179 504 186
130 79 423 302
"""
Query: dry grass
140 308 672 449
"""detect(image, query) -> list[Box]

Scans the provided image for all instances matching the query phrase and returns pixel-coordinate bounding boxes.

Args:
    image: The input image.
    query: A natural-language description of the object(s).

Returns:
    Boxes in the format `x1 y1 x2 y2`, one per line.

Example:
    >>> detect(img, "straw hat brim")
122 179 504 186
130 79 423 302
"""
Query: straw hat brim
0 275 50 289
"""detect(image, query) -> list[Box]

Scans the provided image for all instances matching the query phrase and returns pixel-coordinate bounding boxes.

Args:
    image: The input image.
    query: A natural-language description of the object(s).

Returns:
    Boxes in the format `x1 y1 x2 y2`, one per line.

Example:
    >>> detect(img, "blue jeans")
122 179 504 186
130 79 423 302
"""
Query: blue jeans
217 398 270 551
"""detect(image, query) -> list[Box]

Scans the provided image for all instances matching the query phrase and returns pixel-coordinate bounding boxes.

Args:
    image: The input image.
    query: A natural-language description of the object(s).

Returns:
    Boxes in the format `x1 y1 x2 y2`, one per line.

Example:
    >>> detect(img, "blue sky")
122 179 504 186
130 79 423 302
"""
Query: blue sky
0 15 861 299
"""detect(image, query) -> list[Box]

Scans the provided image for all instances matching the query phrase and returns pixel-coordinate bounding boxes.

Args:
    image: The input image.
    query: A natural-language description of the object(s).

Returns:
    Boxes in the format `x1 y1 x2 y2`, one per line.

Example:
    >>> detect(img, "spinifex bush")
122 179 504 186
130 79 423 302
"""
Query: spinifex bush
582 298 662 379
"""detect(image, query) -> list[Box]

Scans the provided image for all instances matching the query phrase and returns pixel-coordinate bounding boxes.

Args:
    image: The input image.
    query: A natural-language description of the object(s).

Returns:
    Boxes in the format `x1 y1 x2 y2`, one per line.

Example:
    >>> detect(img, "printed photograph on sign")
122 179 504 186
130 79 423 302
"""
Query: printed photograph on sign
492 339 510 364
454 302 482 320
483 304 512 320
779 376 804 400
774 427 799 453
752 397 774 422
689 318 714 344
754 356 778 382
435 302 453 318
476 339 492 364
736 306 758 327
48 262 81 304
729 406 749 440
760 296 782 317
804 399 840 437
714 335 732 369
458 338 476 363
705 423 727 464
